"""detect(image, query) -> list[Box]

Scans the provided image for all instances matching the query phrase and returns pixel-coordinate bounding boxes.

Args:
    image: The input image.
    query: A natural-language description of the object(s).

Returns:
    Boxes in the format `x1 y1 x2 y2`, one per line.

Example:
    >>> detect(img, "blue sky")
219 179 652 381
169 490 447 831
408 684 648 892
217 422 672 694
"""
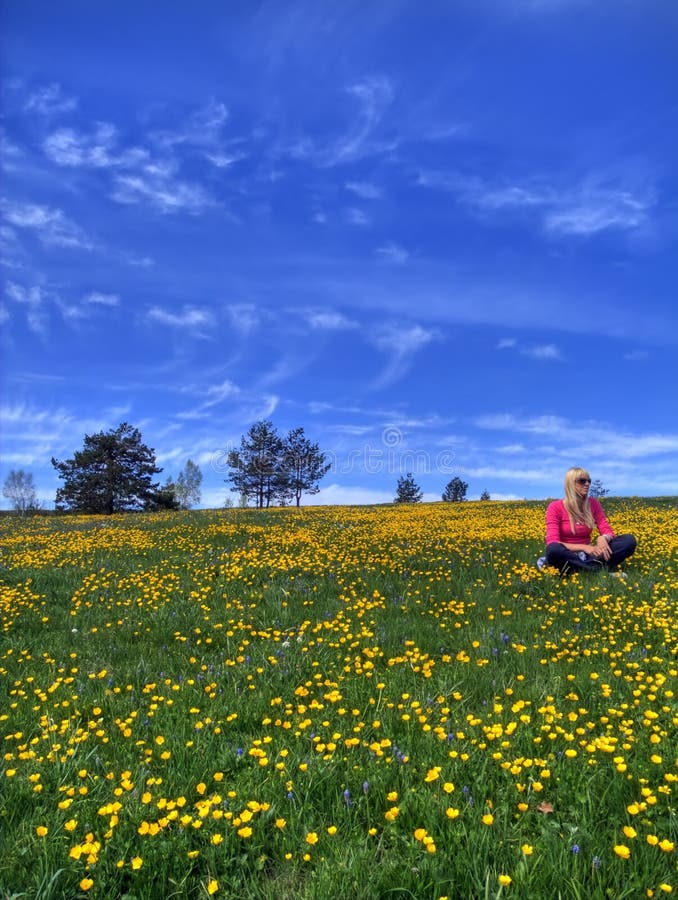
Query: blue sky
2 0 677 509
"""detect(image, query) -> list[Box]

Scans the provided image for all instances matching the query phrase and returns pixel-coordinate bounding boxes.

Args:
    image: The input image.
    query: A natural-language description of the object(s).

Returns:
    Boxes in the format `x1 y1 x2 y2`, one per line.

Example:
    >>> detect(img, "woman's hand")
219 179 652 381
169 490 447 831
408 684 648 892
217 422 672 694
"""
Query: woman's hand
593 536 612 561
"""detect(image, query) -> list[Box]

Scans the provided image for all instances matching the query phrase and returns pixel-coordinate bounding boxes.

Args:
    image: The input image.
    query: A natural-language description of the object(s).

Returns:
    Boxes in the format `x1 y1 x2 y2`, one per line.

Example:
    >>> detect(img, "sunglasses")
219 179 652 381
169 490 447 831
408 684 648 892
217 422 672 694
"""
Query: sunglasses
575 478 591 485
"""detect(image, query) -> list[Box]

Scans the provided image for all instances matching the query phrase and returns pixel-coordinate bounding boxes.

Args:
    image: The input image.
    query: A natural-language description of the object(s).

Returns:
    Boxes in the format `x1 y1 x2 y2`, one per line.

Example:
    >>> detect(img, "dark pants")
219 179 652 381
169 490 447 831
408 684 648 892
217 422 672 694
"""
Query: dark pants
545 534 637 575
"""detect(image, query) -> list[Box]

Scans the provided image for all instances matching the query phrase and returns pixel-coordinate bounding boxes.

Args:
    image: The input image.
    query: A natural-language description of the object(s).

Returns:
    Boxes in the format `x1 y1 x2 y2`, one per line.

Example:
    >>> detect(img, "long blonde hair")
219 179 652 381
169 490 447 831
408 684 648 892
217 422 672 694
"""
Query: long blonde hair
563 467 595 531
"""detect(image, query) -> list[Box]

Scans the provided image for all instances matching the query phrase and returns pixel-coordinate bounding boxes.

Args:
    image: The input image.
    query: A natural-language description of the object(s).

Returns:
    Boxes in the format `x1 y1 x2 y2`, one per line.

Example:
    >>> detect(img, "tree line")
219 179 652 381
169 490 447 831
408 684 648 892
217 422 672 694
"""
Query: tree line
2 419 331 514
394 473 473 503
393 473 608 504
3 420 610 514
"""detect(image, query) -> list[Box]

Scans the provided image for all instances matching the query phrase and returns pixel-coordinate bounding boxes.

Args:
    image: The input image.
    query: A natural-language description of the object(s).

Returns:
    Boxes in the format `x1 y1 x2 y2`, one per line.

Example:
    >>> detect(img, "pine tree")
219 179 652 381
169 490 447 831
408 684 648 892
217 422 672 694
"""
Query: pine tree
442 476 468 502
52 422 162 514
225 420 284 508
589 479 609 499
281 427 331 507
394 472 423 504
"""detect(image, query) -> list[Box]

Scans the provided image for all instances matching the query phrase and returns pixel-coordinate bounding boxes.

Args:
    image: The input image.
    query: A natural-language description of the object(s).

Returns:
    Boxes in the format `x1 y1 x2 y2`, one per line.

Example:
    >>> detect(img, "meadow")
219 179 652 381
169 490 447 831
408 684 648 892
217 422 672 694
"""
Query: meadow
1 498 676 900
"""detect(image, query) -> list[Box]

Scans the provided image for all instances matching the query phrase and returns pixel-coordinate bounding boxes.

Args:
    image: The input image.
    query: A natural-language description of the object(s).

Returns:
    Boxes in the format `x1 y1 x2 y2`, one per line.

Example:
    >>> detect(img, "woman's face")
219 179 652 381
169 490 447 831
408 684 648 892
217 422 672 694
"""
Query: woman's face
574 475 591 499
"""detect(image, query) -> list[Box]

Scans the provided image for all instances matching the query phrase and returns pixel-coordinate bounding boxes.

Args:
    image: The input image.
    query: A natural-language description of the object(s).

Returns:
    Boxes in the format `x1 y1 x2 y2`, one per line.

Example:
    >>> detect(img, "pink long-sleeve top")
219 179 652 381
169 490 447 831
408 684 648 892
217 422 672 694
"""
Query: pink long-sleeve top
545 498 614 546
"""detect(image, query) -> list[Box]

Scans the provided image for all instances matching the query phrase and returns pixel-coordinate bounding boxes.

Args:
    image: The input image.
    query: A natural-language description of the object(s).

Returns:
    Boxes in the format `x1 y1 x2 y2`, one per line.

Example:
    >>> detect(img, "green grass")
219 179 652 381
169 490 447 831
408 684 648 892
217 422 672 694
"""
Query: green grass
0 499 677 899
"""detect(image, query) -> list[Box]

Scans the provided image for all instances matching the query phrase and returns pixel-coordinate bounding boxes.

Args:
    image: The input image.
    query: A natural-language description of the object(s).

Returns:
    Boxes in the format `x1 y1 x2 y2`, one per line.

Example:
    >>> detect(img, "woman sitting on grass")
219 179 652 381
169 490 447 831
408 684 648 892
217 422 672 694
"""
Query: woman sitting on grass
538 467 636 575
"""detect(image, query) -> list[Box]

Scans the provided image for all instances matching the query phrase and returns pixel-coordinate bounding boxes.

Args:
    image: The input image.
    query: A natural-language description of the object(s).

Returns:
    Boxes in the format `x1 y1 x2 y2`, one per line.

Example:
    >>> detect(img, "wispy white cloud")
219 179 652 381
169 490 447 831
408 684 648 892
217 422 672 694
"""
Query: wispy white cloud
476 413 569 435
497 443 526 454
44 123 147 168
289 75 397 168
374 323 439 356
375 242 409 264
247 393 279 421
44 117 216 215
495 336 561 361
522 343 561 360
5 281 49 335
150 100 230 150
226 304 260 334
146 305 216 333
1 135 24 175
205 379 239 403
1 200 94 249
417 169 655 237
205 150 246 169
25 82 78 116
0 401 136 477
544 188 651 235
346 181 382 200
112 169 213 214
176 378 241 420
85 292 119 307
124 253 155 268
57 291 120 323
304 309 357 330
345 207 370 226
475 412 678 459
371 322 441 388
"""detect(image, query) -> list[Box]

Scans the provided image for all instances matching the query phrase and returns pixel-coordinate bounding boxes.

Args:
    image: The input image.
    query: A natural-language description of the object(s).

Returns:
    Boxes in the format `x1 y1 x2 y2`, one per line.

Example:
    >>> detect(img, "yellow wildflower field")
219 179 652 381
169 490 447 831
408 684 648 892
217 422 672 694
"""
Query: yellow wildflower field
1 499 676 898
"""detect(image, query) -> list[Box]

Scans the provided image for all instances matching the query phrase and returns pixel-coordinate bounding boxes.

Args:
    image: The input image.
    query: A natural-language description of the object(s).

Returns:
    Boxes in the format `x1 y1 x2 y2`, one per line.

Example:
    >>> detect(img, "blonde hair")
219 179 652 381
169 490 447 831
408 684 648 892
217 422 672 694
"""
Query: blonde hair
563 467 595 531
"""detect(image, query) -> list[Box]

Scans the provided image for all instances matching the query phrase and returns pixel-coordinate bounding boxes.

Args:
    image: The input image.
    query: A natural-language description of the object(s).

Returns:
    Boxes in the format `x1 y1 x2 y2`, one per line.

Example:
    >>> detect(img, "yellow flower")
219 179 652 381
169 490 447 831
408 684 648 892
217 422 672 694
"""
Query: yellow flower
614 845 631 859
207 879 219 895
647 835 659 846
305 832 319 845
445 807 460 820
498 874 512 887
659 885 673 894
211 834 223 845
131 856 143 870
80 878 94 891
623 826 637 839
521 844 534 856
424 767 441 783
275 817 286 829
658 839 674 853
327 825 337 835
482 813 494 826
442 782 455 794
387 791 398 802
35 826 48 837
237 826 252 838
384 807 400 822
